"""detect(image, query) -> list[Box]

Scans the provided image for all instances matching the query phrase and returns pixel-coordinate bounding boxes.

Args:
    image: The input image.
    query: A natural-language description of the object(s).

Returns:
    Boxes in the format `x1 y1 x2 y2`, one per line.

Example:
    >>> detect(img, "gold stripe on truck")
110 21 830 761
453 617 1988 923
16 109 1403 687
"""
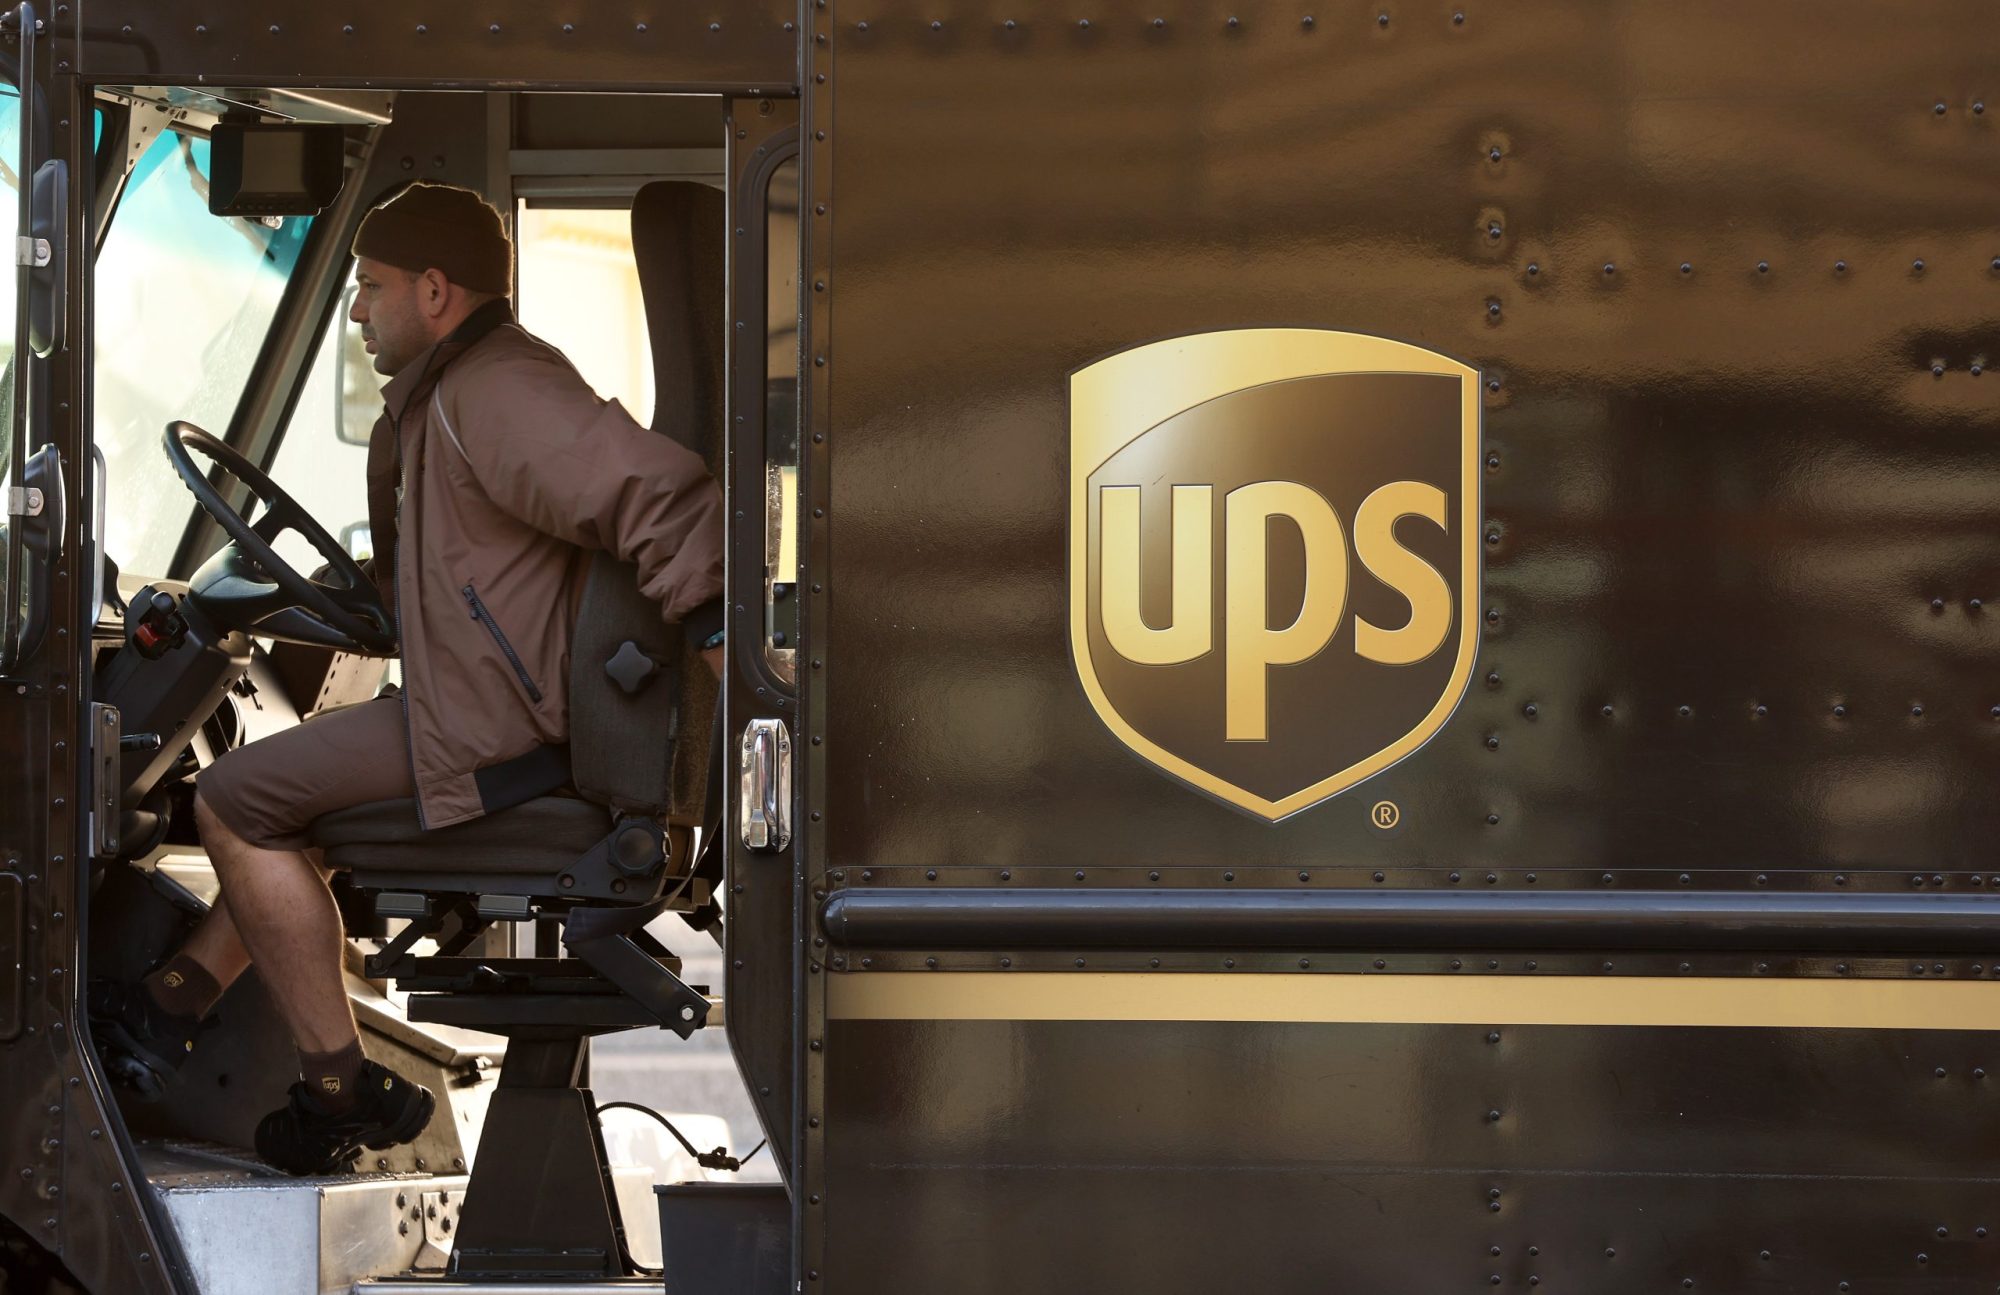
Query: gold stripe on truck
830 972 2000 1030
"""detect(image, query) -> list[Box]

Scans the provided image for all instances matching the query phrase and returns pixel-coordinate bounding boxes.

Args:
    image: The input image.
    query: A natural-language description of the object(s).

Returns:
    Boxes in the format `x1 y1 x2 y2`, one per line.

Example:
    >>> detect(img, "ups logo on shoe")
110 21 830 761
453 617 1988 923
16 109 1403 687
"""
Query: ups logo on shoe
1068 329 1479 821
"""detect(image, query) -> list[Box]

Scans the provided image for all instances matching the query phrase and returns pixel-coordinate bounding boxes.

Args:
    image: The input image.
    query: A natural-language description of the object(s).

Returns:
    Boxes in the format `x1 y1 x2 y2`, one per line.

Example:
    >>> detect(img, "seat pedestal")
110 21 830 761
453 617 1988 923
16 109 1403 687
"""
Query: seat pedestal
448 1031 635 1280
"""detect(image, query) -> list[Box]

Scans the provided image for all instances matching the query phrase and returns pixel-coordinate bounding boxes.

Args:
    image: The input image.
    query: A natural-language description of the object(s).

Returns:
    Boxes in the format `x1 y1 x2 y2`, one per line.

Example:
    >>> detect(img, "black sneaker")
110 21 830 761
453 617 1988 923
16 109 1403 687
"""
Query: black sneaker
86 979 211 1100
254 1059 436 1176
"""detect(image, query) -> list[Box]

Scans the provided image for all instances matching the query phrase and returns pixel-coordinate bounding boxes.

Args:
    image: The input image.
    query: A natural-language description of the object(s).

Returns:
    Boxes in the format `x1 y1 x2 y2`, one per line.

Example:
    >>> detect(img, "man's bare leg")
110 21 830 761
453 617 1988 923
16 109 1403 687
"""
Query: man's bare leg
193 795 357 1055
172 895 253 996
166 845 336 1001
190 796 432 1171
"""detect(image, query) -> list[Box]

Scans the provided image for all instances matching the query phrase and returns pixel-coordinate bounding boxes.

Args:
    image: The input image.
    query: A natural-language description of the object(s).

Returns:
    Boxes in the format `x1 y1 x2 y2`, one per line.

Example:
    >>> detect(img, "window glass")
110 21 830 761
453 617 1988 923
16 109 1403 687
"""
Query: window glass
516 206 653 425
95 129 312 575
0 91 21 367
763 157 800 682
0 91 22 621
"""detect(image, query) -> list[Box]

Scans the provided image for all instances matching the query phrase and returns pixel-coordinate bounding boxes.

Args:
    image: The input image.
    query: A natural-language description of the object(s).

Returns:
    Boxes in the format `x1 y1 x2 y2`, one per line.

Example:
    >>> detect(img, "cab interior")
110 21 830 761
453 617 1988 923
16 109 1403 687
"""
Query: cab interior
9 83 798 1286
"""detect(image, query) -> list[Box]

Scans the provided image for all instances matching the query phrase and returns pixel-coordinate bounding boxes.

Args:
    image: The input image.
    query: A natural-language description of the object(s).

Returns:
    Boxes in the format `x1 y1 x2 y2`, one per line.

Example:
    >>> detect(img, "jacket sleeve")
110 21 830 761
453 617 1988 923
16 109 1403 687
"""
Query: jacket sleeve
437 341 725 625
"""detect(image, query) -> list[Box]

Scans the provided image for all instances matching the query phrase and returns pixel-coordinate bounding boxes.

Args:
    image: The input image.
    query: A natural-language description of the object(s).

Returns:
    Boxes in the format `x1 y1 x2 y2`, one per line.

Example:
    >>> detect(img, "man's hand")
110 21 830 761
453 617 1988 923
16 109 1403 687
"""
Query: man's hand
702 645 724 679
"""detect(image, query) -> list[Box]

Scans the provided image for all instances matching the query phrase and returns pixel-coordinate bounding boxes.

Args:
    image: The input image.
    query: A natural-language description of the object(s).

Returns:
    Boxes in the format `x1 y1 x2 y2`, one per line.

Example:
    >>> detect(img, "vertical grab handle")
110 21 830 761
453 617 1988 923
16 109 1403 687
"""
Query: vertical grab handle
738 717 792 852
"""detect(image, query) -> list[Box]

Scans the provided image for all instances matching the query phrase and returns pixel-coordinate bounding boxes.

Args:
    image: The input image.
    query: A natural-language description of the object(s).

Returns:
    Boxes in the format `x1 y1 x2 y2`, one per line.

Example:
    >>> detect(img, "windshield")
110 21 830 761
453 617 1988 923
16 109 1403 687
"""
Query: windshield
95 128 312 576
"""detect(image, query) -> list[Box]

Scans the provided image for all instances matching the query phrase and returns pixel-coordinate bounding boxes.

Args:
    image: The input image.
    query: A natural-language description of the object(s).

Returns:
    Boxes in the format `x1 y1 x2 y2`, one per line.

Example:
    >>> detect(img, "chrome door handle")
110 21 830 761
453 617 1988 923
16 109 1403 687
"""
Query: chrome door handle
739 717 792 852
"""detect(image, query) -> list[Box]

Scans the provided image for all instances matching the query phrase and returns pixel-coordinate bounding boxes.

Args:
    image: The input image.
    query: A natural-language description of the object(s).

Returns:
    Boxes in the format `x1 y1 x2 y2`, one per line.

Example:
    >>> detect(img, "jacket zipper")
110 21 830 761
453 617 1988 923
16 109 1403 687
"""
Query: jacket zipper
383 332 494 831
392 580 424 829
462 581 544 703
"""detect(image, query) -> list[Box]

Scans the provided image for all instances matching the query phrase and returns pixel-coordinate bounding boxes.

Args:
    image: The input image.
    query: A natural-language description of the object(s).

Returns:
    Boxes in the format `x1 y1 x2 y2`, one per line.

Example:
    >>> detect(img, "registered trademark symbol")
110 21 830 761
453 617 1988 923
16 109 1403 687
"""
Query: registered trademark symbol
1370 800 1401 830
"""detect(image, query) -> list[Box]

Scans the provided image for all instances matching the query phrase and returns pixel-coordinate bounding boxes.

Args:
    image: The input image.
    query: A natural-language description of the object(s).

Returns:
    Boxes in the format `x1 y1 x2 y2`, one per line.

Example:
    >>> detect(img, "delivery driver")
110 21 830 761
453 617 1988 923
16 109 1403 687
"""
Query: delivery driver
89 183 726 1175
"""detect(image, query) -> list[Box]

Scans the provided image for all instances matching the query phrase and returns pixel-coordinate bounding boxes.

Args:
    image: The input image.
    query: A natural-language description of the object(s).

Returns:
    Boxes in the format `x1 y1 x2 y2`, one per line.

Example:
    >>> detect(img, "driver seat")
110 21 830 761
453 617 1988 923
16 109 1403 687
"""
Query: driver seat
306 179 727 1280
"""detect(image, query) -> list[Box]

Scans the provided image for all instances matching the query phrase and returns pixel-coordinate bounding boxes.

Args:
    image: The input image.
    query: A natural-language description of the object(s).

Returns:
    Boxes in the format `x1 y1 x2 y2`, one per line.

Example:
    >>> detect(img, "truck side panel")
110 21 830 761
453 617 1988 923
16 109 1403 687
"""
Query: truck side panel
800 1 2000 1288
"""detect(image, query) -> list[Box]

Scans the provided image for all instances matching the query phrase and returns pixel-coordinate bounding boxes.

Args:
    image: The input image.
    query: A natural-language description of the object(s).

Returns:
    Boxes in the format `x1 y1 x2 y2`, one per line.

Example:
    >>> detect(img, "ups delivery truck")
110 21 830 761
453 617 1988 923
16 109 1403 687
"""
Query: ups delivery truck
1 1 1998 1291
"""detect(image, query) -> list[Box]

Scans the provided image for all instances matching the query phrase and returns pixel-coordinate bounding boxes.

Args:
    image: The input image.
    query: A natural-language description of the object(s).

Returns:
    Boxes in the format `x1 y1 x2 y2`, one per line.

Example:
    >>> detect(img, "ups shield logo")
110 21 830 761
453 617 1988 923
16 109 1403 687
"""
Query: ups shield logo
1069 329 1479 820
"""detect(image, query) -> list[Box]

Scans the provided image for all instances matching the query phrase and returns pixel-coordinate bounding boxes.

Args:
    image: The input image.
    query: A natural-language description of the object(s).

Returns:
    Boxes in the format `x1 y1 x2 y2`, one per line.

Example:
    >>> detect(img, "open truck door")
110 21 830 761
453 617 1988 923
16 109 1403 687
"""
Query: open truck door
0 7 178 1291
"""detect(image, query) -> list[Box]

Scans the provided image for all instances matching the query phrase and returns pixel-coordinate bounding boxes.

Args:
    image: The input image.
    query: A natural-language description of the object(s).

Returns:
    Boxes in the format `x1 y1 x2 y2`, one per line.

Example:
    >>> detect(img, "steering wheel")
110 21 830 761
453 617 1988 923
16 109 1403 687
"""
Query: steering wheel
163 421 397 654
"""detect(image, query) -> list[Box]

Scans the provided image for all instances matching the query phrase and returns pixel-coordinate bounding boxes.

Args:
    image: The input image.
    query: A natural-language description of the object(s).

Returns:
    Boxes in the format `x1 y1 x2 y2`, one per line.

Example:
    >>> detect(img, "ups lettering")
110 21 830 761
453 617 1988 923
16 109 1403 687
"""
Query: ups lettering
1098 479 1452 741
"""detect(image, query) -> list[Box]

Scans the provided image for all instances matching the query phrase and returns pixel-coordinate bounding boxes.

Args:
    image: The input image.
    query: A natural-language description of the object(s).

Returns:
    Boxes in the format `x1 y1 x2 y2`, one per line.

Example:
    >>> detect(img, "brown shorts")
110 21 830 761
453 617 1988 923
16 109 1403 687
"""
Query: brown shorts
197 695 418 851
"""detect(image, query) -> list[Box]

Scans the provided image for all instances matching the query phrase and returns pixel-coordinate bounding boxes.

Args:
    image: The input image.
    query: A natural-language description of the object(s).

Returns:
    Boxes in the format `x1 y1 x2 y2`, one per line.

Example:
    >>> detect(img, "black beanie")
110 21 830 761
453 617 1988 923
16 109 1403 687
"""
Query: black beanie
351 183 512 295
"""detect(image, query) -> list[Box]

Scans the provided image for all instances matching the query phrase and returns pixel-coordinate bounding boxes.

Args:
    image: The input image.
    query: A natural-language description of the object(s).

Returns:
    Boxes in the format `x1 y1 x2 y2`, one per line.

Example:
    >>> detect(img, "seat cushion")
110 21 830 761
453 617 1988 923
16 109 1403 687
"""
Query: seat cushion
310 796 610 875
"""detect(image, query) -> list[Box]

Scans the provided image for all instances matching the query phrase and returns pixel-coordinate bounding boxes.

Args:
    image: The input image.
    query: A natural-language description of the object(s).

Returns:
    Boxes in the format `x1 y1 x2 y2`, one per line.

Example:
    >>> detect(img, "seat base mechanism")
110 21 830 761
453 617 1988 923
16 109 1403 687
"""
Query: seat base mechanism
448 1036 632 1280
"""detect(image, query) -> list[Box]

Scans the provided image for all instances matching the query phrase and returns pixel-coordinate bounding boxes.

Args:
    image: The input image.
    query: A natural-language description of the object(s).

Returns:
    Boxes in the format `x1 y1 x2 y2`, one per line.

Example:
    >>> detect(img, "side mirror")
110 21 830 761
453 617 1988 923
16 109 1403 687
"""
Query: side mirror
336 521 372 562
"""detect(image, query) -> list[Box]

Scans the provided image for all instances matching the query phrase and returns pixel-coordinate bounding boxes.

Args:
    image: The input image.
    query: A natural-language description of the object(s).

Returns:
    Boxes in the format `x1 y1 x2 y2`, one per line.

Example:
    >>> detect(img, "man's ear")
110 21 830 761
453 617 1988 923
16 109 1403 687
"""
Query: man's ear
416 268 452 321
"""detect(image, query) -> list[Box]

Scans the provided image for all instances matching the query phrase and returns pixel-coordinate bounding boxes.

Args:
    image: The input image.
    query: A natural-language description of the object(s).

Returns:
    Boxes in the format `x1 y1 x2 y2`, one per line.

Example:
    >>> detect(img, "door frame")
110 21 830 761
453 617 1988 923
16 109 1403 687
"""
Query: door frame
0 9 195 1290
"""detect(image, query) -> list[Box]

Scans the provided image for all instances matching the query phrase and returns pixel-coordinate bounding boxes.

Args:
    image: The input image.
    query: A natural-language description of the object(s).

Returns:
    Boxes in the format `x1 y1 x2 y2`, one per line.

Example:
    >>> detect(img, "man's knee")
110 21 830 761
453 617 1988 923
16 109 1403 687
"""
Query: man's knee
196 744 257 841
197 739 316 853
194 767 265 843
192 788 229 840
192 791 251 875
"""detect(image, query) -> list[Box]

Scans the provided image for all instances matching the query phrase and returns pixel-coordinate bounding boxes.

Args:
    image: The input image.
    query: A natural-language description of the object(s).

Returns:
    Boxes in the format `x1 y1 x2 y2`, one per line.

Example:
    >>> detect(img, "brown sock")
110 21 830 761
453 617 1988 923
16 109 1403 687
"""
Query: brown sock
143 954 223 1021
299 1039 367 1114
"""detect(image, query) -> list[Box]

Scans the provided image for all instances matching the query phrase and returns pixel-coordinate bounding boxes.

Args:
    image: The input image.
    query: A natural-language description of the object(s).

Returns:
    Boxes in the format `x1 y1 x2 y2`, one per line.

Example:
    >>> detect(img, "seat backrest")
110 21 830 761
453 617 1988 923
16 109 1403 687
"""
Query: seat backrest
569 552 679 814
633 181 726 453
567 181 726 816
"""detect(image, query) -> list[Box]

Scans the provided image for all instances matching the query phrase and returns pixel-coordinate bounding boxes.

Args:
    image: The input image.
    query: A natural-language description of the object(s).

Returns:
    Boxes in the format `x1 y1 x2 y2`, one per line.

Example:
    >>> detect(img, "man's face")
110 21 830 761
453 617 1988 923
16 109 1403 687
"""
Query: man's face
350 258 430 376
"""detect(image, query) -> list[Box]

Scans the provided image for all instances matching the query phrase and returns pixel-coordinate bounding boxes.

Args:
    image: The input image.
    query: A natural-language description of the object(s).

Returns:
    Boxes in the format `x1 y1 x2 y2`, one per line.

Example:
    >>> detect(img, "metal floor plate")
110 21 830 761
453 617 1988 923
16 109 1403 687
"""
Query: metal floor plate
139 1140 668 1291
141 1139 467 1295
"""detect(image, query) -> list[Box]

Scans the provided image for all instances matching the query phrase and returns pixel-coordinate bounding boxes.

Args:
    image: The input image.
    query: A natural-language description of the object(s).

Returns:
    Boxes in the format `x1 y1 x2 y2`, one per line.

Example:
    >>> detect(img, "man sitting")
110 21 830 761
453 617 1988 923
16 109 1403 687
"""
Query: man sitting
90 182 726 1175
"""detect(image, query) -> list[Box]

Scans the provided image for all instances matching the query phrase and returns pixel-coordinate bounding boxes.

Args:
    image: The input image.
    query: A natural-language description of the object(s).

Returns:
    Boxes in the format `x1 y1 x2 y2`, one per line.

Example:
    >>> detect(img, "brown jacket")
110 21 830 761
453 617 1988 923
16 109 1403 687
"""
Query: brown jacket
366 303 723 829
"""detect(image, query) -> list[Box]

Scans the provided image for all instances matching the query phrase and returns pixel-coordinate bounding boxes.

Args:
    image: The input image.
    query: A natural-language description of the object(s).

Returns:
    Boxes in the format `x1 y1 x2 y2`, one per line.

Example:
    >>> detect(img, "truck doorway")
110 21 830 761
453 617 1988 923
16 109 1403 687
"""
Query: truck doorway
3 82 801 1294
511 198 781 1189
